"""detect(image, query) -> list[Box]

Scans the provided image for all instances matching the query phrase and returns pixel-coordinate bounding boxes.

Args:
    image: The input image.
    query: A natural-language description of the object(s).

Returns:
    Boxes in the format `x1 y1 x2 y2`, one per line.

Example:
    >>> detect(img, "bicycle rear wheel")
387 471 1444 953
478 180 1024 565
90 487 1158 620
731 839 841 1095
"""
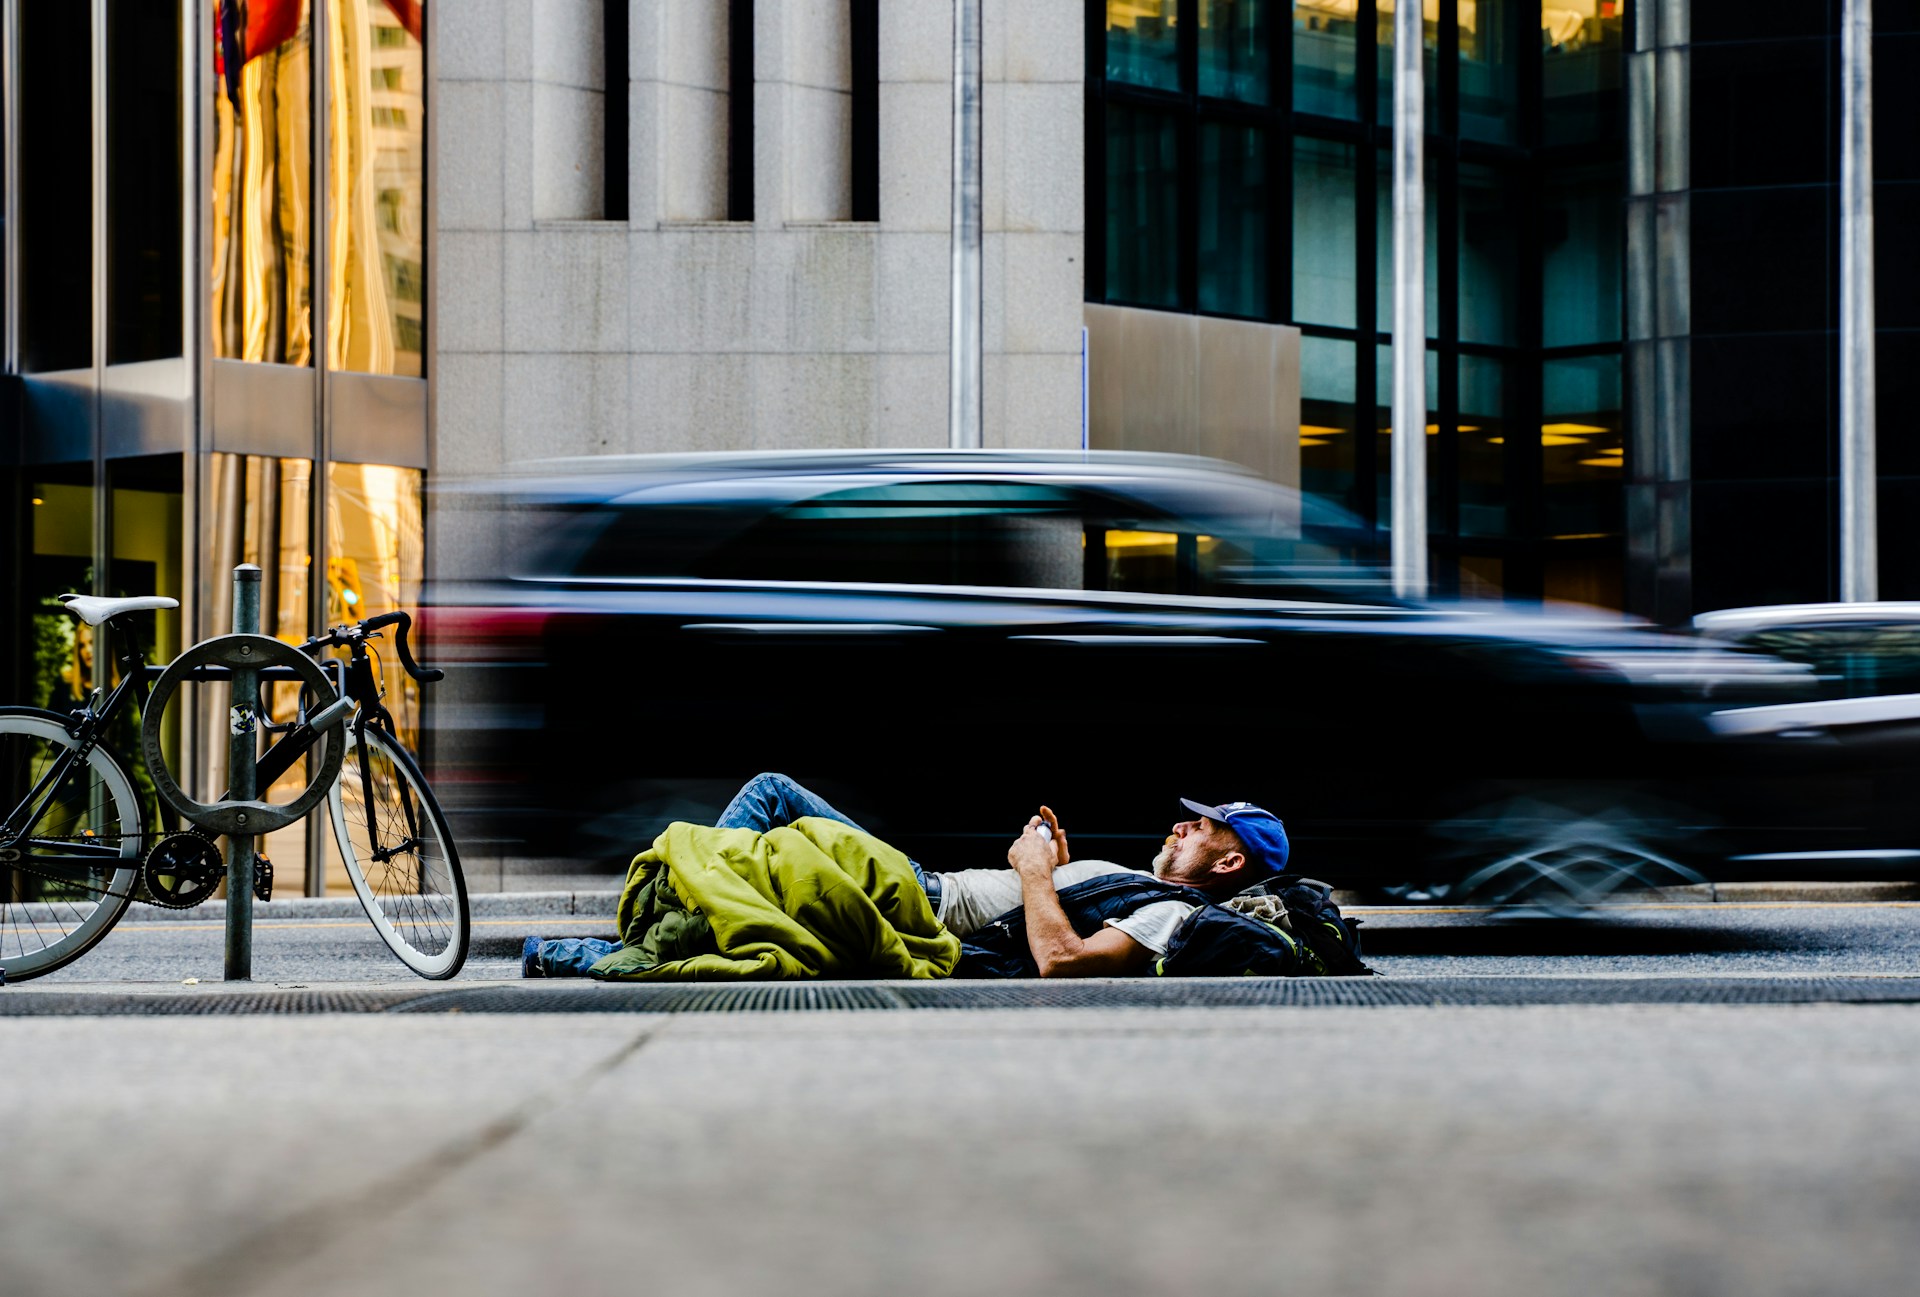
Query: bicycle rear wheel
328 723 469 978
0 707 141 981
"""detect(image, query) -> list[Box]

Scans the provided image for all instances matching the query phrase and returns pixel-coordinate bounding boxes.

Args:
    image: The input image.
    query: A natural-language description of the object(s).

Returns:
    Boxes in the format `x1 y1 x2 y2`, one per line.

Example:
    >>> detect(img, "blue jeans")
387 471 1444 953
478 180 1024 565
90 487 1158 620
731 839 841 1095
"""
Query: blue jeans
529 774 934 977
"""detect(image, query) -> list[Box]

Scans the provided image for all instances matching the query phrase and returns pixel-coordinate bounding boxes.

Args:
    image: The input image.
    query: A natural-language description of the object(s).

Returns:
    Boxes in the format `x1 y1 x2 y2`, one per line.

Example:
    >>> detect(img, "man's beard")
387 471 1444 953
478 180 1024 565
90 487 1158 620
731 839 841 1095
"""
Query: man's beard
1150 842 1175 878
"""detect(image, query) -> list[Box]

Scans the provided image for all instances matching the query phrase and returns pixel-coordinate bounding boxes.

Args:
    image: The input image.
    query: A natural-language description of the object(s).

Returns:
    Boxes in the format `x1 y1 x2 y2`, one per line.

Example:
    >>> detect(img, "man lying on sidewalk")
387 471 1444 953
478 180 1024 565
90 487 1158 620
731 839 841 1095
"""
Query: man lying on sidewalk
522 772 1366 980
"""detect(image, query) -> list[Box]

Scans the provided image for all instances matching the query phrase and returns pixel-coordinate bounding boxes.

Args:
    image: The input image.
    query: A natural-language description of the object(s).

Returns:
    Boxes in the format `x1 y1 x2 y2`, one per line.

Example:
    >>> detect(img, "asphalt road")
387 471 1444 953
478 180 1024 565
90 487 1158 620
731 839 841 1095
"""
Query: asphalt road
19 898 1920 986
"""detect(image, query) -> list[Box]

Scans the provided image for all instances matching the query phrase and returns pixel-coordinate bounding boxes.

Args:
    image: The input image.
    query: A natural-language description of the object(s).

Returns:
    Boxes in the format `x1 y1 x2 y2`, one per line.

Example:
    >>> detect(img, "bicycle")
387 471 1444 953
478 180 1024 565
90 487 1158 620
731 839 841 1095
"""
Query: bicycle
0 594 469 982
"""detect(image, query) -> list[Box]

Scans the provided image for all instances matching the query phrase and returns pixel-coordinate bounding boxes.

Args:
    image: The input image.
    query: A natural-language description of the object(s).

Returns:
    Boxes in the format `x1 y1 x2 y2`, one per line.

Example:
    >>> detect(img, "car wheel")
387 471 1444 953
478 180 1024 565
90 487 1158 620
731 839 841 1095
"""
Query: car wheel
1432 796 1711 915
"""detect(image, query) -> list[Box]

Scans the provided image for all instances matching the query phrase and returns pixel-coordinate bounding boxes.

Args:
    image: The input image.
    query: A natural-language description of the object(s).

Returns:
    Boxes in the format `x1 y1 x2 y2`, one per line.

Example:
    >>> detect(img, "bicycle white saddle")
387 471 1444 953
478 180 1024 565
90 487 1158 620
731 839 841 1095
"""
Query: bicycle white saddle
57 593 181 626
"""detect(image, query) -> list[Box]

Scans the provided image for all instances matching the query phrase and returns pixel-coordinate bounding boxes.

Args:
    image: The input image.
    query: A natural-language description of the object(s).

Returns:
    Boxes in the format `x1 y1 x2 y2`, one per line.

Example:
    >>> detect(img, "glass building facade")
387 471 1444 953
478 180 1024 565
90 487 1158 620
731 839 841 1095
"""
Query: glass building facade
0 0 428 896
1090 0 1628 604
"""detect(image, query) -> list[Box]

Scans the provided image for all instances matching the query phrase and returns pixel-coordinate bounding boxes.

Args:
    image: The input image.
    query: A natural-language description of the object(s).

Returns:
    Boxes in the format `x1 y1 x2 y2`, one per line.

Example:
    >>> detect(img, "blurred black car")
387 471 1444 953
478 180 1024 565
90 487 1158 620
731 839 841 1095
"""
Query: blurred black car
424 450 1914 896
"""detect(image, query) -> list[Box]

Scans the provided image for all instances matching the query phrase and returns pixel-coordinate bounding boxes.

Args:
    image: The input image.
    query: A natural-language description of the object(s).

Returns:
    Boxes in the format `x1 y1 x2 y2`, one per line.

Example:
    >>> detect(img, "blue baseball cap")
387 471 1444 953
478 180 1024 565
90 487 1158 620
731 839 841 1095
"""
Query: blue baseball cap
1179 798 1290 875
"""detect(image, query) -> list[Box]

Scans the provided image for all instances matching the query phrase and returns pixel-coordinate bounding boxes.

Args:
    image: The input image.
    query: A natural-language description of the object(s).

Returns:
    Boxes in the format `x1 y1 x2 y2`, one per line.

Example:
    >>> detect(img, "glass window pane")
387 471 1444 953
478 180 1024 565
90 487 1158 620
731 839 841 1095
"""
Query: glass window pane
208 452 317 887
1460 163 1521 347
321 461 422 894
1375 148 1438 339
1300 335 1358 511
1199 123 1268 317
1105 530 1183 593
1375 0 1439 128
108 455 185 651
212 0 314 365
19 1 94 374
1105 105 1183 309
25 465 97 709
1200 0 1271 103
1543 163 1624 347
1460 0 1522 143
329 0 426 377
1373 343 1439 529
108 0 184 365
1293 1 1359 119
1543 354 1623 539
1107 0 1182 91
1292 137 1357 327
1543 0 1626 146
326 462 424 738
1458 354 1509 538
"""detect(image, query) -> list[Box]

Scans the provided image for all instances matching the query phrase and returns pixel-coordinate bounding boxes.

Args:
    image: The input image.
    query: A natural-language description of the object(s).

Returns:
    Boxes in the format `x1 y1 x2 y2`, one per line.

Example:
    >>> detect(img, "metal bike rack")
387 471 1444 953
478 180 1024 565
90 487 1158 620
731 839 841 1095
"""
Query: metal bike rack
139 566 350 980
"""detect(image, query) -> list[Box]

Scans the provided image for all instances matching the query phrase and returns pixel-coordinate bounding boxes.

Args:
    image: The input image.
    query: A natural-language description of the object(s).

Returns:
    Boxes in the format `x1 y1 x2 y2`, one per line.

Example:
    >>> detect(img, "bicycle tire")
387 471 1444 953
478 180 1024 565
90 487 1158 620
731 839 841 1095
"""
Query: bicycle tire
0 707 142 981
328 723 469 979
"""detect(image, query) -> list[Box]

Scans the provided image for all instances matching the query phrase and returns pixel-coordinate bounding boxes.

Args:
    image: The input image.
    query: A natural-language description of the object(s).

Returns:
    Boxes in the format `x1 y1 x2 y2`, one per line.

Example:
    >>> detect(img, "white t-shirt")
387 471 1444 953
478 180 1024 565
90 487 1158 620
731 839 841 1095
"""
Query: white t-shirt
932 860 1200 956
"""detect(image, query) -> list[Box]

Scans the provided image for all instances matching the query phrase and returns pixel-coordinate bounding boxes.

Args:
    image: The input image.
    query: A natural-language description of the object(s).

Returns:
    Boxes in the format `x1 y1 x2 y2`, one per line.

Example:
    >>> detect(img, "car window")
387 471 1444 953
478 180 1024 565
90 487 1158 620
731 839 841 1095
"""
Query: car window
556 473 1388 603
1734 625 1920 699
691 482 1084 587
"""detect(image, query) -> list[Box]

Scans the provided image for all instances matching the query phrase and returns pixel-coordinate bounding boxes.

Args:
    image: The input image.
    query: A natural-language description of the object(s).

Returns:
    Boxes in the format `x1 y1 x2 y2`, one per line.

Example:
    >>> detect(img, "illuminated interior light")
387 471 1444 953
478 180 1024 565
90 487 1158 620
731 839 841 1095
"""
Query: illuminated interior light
1540 422 1612 436
1105 530 1179 550
1300 424 1350 438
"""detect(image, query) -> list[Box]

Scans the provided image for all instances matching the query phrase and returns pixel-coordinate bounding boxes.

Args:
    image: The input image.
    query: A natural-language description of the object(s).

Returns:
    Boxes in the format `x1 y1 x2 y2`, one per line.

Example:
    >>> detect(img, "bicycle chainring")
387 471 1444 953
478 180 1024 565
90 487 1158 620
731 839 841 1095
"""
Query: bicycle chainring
142 833 226 909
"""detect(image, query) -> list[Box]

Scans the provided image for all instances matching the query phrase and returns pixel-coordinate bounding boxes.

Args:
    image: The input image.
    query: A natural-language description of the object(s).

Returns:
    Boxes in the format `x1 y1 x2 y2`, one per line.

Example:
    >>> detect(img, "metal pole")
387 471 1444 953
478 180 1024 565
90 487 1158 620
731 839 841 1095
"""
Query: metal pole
1390 0 1428 600
225 564 262 980
948 0 982 449
1841 0 1877 602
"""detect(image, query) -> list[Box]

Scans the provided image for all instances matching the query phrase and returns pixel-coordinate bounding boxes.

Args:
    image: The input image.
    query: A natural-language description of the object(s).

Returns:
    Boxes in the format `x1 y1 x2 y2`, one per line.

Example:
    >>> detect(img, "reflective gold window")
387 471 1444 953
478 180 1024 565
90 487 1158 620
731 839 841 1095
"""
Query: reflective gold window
328 0 426 377
211 0 315 365
207 453 316 877
326 463 424 742
321 462 424 895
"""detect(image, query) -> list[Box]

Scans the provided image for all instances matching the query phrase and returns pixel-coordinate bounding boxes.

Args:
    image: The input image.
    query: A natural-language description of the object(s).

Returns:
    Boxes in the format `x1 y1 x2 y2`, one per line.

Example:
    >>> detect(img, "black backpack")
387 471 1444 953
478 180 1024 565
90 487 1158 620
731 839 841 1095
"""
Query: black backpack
955 873 1373 978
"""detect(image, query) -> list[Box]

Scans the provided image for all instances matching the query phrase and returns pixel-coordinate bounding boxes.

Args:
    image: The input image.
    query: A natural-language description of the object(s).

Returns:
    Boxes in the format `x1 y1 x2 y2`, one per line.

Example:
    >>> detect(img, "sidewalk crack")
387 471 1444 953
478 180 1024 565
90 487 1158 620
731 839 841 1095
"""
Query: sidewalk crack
142 1024 662 1297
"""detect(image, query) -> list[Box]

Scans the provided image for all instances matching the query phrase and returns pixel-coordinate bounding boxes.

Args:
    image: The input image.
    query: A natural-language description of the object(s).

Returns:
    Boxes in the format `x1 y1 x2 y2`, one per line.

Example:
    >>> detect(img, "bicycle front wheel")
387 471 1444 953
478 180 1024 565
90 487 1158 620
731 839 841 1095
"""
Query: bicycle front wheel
0 707 141 981
329 723 469 979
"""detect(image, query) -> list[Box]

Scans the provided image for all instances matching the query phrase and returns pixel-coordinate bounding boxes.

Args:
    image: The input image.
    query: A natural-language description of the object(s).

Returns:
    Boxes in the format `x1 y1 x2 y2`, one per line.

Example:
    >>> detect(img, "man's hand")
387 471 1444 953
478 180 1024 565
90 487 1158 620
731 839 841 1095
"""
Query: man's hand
1007 822 1056 877
1037 805 1071 867
1005 824 1154 977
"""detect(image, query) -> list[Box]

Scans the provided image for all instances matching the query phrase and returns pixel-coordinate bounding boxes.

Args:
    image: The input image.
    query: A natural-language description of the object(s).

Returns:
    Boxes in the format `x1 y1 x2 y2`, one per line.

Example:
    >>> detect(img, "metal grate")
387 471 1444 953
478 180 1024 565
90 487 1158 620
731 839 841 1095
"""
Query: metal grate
4 976 1919 1017
0 988 426 1017
389 983 911 1015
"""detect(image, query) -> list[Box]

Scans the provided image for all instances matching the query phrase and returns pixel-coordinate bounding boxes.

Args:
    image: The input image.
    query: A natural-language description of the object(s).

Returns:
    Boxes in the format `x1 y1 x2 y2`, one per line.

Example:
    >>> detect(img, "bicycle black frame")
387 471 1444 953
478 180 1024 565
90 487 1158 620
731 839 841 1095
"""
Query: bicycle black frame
0 616 165 873
0 616 350 880
333 642 428 873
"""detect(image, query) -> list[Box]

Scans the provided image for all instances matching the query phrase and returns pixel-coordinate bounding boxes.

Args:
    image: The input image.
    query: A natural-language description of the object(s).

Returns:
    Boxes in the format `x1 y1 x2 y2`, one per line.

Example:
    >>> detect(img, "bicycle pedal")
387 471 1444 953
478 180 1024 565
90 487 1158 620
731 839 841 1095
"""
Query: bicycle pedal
253 854 274 903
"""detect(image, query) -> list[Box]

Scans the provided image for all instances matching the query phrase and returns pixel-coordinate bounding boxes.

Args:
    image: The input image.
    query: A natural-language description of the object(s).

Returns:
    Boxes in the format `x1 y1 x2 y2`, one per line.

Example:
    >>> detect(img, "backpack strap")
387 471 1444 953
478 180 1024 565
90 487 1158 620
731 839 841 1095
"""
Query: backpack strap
1267 876 1374 977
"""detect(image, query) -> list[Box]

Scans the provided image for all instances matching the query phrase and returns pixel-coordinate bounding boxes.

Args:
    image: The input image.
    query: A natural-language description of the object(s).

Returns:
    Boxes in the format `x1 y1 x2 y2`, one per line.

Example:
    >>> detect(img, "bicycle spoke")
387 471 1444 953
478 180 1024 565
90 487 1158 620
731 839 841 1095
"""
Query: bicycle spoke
0 712 139 978
332 726 465 976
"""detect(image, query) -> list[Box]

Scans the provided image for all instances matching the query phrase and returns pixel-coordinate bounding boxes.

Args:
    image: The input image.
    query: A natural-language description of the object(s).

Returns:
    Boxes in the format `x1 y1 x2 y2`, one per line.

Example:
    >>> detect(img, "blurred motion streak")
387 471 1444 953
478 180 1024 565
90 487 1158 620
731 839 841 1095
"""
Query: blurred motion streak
418 452 1920 909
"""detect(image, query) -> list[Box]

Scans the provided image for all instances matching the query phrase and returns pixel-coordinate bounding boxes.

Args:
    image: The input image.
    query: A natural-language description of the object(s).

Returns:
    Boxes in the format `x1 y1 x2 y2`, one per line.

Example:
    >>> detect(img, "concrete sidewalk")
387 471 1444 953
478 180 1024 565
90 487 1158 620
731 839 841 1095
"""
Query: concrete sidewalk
5 1002 1919 1297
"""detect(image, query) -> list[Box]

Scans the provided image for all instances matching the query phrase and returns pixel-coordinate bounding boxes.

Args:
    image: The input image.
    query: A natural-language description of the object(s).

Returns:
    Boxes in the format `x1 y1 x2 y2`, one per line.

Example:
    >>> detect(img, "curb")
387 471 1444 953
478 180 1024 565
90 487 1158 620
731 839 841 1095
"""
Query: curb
6 974 1920 1016
118 890 624 922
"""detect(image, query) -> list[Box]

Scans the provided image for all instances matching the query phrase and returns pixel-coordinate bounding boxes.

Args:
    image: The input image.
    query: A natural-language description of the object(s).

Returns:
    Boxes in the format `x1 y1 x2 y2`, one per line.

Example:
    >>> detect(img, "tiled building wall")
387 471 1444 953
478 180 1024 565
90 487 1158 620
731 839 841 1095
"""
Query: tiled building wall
432 0 1087 500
